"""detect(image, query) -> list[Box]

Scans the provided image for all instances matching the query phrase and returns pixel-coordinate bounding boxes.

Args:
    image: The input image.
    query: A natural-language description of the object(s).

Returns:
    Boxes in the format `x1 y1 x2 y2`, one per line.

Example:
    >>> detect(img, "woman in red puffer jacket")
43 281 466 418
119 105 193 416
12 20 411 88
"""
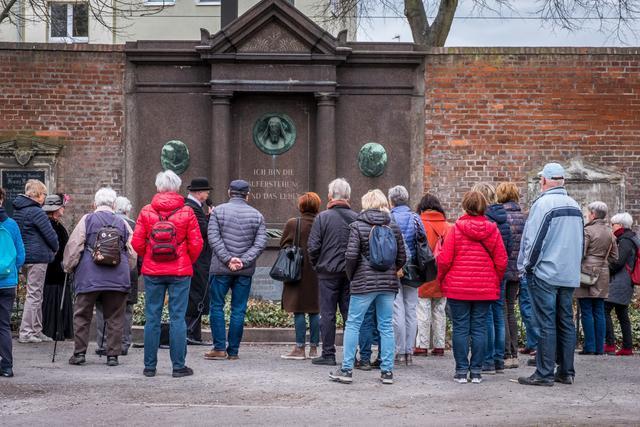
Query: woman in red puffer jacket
437 191 507 384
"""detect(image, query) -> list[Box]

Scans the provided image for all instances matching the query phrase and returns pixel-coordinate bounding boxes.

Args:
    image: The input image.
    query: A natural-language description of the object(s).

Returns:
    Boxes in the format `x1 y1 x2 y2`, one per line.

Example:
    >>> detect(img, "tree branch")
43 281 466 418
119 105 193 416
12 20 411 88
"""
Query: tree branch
0 0 19 25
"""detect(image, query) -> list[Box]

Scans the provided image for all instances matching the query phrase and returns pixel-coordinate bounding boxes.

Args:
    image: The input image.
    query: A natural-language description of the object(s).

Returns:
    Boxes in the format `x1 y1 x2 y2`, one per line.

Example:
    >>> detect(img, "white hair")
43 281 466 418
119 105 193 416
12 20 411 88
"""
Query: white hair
115 196 132 215
611 212 633 229
328 178 350 201
155 170 182 193
388 185 409 207
94 187 117 208
588 201 608 220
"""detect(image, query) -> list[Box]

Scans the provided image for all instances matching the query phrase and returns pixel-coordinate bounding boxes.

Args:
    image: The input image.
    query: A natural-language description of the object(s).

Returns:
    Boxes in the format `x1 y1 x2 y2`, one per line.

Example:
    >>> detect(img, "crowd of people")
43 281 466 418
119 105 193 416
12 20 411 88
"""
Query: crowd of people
0 161 637 386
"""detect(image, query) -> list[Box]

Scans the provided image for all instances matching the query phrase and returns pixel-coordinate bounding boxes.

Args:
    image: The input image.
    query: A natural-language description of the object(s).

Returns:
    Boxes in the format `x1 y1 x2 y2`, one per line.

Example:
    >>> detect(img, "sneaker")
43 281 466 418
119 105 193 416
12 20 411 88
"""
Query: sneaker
329 368 353 384
308 346 318 358
380 371 393 385
604 344 617 355
203 349 227 360
227 355 239 360
18 335 42 344
554 374 575 384
615 348 633 356
172 366 194 378
36 333 53 342
0 367 14 378
470 374 482 384
95 349 107 356
312 355 337 366
507 358 519 369
413 348 429 356
395 354 406 364
431 348 445 356
143 368 156 377
107 356 119 367
281 346 306 360
68 353 86 365
453 374 468 384
518 375 554 387
371 358 381 370
482 366 496 375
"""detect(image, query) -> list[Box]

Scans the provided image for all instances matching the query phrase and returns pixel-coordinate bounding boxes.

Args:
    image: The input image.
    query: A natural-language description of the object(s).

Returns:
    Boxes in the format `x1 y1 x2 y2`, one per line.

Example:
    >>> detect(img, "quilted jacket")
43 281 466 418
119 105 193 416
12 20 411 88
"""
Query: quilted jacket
12 194 58 264
437 214 507 301
132 192 203 277
345 209 407 295
503 201 528 282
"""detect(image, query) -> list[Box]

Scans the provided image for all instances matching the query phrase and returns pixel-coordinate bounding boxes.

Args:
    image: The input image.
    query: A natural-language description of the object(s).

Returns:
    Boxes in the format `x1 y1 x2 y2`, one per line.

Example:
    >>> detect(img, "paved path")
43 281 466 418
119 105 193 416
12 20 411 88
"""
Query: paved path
2 341 639 426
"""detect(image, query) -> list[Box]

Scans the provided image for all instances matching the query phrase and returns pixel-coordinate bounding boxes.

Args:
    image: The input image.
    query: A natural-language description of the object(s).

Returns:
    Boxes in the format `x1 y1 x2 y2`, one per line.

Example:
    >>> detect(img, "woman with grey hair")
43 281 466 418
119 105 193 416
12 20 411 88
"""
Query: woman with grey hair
575 201 618 355
63 187 137 367
605 212 637 356
388 185 426 366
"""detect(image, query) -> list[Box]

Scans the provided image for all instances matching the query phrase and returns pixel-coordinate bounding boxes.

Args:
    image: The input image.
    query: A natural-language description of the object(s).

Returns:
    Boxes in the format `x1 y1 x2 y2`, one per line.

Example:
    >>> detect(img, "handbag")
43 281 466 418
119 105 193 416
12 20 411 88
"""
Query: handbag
580 241 613 287
269 218 304 282
402 216 437 288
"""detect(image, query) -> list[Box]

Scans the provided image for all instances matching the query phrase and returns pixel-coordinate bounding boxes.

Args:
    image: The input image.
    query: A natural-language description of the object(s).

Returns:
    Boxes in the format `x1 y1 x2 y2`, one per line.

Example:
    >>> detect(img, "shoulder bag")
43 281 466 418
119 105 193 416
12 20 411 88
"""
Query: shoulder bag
580 241 613 287
401 215 437 288
270 218 304 283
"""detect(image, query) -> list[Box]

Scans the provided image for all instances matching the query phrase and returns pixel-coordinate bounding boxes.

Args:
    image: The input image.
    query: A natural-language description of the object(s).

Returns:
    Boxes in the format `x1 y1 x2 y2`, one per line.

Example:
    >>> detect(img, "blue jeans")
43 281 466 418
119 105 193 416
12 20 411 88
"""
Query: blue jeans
342 292 395 372
358 303 379 363
448 299 490 375
143 275 191 370
483 282 505 370
579 298 605 354
209 275 252 356
294 313 319 347
518 275 539 350
528 274 576 381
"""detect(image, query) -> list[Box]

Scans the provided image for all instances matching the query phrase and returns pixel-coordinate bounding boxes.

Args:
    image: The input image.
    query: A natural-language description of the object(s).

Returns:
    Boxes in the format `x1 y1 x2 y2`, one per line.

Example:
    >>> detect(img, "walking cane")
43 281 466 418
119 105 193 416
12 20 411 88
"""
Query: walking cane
52 274 68 363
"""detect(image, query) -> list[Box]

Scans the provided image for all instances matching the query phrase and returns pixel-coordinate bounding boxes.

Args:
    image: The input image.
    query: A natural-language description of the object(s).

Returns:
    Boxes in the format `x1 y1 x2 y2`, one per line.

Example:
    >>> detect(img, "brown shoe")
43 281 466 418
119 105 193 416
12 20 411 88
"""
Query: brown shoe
227 355 239 360
204 349 227 360
308 346 318 358
281 346 306 360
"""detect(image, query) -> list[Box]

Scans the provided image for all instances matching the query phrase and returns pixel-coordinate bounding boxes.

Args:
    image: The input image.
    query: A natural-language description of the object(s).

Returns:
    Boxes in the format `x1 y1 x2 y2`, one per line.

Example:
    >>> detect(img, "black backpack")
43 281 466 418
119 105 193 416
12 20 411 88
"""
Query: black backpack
90 215 122 267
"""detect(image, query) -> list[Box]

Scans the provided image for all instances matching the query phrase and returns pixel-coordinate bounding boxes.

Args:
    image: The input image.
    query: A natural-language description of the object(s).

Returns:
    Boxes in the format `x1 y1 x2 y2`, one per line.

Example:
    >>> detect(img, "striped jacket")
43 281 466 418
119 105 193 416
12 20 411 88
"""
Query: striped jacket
517 186 583 287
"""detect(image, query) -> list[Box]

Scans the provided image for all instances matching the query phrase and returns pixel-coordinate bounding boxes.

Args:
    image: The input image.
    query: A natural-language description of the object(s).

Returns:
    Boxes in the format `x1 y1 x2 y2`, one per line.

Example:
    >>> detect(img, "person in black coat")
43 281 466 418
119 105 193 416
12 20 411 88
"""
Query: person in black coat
184 178 213 345
13 179 59 344
41 194 73 340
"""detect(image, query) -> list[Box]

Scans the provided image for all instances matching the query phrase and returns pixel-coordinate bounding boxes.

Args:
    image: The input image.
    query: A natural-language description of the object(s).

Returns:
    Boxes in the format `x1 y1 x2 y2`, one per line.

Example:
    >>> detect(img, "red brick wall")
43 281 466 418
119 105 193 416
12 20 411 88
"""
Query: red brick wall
424 48 640 218
0 43 125 225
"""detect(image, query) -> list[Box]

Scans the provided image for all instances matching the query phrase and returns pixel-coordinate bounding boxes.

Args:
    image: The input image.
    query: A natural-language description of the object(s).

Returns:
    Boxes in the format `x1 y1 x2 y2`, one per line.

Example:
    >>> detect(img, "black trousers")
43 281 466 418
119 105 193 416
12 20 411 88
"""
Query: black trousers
605 301 633 349
318 275 350 358
0 288 16 369
503 280 520 358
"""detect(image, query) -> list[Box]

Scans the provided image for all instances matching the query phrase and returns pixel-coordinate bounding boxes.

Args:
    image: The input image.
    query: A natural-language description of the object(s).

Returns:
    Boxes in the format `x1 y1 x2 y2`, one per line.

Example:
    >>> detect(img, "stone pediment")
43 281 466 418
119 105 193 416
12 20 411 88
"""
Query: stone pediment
197 0 340 57
0 139 63 166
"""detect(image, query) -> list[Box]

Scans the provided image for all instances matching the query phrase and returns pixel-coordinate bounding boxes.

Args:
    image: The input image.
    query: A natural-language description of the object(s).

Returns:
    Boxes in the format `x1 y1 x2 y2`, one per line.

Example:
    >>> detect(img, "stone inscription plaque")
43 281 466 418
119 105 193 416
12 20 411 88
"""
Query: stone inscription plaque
1 170 46 216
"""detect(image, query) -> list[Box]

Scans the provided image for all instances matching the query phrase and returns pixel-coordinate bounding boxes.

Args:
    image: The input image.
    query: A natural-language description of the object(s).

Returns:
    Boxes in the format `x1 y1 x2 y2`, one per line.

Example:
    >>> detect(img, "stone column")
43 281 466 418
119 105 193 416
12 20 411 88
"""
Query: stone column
210 92 233 203
315 92 338 194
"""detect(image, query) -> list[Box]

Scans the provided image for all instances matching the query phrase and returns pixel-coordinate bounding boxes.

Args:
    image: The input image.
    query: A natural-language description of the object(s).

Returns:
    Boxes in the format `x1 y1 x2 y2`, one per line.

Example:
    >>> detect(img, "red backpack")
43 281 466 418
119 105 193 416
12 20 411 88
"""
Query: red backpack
624 236 640 286
149 208 181 262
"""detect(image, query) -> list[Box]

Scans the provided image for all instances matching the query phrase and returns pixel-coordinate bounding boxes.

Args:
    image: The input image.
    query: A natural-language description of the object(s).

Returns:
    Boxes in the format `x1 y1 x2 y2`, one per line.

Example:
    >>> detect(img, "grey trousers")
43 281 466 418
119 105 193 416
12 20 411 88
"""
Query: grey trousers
96 301 134 352
393 284 419 355
19 263 48 339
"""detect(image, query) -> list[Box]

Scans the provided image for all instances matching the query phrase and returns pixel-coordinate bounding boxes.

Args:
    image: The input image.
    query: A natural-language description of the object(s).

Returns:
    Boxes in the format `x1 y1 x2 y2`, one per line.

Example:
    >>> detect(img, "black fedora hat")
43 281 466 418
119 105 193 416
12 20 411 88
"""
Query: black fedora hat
187 177 212 191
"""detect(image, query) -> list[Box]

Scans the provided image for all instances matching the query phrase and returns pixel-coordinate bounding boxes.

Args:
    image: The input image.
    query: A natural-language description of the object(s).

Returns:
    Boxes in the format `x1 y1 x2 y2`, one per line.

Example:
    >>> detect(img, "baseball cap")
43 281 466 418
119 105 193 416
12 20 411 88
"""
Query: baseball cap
229 179 250 195
538 163 565 180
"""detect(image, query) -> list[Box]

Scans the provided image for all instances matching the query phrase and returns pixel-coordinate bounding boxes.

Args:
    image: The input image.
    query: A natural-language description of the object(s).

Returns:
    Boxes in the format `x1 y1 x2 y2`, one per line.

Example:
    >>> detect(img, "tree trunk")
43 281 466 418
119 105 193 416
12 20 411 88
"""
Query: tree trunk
0 0 19 25
404 0 458 47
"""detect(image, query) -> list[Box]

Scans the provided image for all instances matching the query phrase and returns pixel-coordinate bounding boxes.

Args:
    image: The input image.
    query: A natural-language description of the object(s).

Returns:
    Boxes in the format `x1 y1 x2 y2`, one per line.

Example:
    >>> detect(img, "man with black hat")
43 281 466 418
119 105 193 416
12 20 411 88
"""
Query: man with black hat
184 178 213 345
204 180 266 360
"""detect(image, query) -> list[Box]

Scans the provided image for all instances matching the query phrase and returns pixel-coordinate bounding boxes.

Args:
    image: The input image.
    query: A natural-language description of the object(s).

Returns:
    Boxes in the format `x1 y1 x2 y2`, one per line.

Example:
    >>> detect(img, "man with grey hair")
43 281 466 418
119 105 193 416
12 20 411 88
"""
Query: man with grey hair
308 178 358 365
95 196 139 357
517 163 584 386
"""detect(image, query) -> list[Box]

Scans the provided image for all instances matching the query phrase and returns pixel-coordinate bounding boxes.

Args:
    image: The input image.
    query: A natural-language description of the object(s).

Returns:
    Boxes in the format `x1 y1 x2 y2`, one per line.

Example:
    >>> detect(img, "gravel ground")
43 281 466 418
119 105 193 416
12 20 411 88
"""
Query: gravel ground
2 340 639 426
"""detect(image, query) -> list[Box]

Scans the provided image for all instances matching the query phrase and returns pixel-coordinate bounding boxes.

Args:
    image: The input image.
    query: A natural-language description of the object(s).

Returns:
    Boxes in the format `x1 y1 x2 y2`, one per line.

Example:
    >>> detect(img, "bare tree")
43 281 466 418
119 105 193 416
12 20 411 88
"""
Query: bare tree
315 0 640 47
0 0 166 34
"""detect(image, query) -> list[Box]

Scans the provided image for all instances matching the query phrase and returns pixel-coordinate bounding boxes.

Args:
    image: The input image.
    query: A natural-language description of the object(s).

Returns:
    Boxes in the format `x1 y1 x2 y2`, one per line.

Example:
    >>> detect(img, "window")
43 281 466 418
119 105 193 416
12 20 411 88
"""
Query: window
143 0 176 6
195 0 220 5
49 3 88 43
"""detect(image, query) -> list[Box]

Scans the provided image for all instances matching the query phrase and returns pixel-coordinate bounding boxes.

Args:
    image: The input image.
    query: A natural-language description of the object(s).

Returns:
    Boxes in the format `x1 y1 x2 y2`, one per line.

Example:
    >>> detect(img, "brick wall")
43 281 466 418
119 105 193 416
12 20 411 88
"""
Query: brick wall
424 48 640 218
0 43 125 225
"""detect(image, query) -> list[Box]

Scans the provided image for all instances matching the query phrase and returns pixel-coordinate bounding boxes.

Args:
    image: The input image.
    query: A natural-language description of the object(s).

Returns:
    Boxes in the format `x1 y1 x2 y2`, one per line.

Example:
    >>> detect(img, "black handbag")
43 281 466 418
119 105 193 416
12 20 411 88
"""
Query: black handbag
269 218 304 282
402 216 437 288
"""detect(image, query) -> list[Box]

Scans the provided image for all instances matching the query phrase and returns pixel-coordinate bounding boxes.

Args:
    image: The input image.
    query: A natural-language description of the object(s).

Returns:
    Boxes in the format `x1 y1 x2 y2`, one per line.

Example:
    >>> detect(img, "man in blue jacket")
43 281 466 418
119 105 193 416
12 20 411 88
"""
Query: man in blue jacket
0 188 26 377
13 180 59 344
517 163 583 386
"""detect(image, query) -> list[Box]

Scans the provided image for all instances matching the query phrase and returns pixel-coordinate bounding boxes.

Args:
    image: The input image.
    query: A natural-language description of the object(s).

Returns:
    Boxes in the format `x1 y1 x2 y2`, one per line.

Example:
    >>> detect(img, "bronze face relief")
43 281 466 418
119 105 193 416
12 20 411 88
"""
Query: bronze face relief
358 142 387 178
161 140 190 175
253 113 297 156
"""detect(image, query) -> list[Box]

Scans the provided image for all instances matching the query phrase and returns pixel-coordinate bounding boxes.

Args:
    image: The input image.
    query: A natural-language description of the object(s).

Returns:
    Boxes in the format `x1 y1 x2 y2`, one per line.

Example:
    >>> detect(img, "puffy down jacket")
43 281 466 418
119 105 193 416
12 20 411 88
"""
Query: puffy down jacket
12 195 58 264
345 209 407 295
437 214 507 301
503 201 527 282
132 192 203 277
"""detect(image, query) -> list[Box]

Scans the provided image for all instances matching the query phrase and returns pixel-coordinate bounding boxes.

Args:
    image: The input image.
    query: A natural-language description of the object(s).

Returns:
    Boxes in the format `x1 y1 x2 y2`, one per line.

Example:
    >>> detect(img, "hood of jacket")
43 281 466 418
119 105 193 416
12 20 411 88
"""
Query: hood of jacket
12 194 40 210
358 209 391 226
502 201 522 214
150 192 185 215
456 215 497 242
0 207 7 222
486 203 508 225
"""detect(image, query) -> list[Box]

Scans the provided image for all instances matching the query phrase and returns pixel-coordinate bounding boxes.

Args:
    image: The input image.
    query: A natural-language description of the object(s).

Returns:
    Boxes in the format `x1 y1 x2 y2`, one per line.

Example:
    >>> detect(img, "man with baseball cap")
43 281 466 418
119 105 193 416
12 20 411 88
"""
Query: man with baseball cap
204 180 266 360
517 162 583 386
